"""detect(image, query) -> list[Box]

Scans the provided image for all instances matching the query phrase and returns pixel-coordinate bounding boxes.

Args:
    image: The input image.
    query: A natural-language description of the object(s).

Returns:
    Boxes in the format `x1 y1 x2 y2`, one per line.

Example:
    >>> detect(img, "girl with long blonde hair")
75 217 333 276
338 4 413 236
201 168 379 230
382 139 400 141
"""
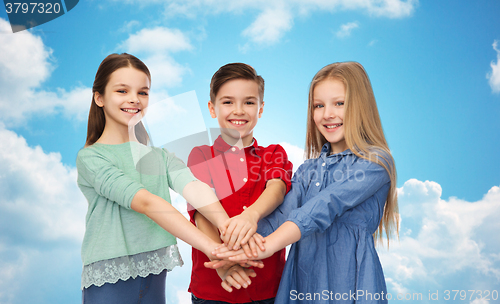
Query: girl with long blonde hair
211 61 399 303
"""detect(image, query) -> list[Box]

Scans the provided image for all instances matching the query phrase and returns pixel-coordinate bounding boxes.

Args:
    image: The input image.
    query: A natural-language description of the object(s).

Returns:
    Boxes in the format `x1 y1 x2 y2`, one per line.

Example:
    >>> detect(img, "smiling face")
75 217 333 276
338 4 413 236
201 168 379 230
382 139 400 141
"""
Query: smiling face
208 78 264 147
313 78 347 154
94 66 150 134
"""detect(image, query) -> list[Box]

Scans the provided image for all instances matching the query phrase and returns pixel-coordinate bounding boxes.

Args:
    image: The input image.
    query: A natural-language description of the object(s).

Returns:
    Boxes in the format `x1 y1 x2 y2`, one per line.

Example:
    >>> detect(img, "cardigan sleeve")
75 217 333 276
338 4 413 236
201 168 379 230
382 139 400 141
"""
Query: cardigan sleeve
163 148 198 195
287 153 392 238
76 148 144 209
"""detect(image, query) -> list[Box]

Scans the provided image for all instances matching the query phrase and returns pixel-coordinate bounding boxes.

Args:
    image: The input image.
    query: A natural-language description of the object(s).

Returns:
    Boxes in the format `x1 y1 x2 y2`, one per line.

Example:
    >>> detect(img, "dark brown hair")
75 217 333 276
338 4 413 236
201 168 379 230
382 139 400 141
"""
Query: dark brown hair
209 63 264 103
85 53 151 146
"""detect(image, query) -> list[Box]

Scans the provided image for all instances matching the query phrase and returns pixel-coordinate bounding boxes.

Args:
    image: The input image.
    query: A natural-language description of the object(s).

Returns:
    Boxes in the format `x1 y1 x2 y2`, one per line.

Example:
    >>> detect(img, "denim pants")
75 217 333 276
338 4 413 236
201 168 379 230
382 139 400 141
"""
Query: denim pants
191 293 275 304
82 269 167 304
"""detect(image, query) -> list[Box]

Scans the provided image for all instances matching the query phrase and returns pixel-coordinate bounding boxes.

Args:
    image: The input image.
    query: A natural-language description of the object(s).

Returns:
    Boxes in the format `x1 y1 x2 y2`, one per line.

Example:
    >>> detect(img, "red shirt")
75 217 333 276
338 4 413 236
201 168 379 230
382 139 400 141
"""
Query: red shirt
187 136 292 303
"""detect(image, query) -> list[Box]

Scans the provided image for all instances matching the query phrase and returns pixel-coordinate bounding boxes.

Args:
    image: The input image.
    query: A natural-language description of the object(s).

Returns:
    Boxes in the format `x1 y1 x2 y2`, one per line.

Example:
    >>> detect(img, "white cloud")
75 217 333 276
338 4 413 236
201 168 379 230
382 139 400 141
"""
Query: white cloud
336 21 359 38
119 27 192 54
278 142 305 173
0 18 92 125
0 124 86 243
242 6 293 45
379 179 500 295
487 40 500 94
0 124 86 303
106 0 418 46
119 27 193 88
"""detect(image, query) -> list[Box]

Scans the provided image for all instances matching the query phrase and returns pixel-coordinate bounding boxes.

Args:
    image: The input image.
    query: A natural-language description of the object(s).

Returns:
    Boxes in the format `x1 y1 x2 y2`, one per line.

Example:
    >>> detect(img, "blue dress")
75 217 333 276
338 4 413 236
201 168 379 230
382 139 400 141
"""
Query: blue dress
257 143 391 303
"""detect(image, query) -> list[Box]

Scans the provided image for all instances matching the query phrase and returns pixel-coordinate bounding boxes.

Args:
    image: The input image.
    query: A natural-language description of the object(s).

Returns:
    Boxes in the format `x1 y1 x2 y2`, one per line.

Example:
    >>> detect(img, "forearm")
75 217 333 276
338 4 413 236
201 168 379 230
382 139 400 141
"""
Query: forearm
265 221 301 253
183 180 229 229
244 178 286 222
194 211 222 243
131 189 217 257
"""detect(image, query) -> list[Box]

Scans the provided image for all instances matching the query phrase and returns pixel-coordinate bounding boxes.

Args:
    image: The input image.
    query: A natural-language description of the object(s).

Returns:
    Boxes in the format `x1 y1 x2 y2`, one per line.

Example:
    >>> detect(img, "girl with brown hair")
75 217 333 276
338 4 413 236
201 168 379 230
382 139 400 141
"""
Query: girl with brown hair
77 53 249 303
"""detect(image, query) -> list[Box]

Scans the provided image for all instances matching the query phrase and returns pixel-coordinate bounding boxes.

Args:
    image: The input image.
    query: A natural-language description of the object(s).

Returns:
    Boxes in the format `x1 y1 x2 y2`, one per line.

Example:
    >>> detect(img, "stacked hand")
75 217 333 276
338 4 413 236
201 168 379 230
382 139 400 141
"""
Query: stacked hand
206 211 271 292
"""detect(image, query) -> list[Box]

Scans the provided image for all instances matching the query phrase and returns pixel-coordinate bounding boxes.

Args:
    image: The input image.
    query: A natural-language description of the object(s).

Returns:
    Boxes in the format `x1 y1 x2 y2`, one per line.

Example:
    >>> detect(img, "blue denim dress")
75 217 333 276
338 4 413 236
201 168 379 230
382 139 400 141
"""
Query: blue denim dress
258 143 392 303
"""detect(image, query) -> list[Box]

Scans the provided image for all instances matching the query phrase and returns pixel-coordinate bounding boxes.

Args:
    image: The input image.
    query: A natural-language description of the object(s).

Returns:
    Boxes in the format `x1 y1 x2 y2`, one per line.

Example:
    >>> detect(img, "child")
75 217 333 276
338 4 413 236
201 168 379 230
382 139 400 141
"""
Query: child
187 63 293 303
77 53 244 303
213 62 399 304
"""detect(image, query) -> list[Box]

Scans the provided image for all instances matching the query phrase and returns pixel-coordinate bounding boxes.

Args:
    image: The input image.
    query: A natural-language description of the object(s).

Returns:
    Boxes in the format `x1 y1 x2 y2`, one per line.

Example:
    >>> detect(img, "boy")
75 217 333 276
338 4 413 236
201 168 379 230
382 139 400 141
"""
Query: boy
187 63 292 304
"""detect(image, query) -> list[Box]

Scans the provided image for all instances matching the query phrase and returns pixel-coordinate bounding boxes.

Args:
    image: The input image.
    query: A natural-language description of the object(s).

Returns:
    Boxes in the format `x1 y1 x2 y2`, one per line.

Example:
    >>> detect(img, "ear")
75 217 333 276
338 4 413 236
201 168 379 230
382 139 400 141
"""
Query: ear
94 92 104 108
258 101 264 118
208 100 217 118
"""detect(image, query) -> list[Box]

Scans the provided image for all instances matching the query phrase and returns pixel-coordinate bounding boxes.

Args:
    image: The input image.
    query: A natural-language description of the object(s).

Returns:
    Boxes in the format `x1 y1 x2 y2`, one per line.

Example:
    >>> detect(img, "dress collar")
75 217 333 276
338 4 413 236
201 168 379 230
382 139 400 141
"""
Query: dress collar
320 142 353 161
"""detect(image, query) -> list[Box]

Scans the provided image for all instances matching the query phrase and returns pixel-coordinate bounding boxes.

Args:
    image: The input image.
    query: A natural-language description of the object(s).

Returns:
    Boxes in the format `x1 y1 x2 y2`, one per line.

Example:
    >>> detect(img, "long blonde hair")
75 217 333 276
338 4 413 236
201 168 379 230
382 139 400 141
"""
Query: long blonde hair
305 61 399 245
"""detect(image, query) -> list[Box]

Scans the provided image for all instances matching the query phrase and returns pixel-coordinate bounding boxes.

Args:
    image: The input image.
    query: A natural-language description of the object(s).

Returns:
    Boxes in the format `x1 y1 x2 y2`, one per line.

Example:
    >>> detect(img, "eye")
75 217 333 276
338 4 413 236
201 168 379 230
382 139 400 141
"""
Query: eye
222 100 232 105
314 104 324 109
336 101 344 106
245 101 256 105
139 92 149 96
117 90 126 94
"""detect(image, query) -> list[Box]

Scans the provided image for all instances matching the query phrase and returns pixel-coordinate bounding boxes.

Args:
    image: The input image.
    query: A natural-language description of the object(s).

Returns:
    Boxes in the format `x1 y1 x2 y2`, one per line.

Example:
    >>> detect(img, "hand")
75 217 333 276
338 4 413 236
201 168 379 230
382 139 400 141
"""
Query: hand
205 258 264 270
216 265 257 293
214 241 274 262
220 209 259 250
241 233 266 258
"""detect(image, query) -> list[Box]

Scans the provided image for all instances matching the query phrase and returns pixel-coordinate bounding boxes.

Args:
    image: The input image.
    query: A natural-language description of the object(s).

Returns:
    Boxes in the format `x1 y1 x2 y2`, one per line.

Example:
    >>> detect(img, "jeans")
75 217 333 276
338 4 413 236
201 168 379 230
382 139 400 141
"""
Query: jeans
82 269 167 304
191 293 275 304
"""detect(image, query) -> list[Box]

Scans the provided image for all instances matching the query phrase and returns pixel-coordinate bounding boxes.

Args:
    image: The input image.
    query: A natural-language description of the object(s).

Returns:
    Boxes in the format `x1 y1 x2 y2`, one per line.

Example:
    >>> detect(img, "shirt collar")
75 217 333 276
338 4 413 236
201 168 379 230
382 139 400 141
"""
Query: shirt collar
213 135 260 154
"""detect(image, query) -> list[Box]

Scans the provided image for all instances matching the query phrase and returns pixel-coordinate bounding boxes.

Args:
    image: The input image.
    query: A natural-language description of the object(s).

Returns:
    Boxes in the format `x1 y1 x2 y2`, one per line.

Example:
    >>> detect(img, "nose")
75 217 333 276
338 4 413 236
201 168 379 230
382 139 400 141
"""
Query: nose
324 105 336 119
233 103 245 115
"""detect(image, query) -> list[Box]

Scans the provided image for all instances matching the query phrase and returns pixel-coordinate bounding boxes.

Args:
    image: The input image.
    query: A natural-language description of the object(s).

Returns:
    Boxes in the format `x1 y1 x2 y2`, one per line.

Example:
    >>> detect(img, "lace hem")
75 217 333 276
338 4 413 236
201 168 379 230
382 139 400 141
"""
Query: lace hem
81 245 183 289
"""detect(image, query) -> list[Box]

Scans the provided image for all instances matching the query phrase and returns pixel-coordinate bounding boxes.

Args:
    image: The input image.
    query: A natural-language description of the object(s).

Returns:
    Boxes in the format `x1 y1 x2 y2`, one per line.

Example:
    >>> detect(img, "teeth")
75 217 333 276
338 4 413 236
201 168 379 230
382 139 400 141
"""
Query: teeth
231 120 246 125
326 123 342 129
122 109 139 114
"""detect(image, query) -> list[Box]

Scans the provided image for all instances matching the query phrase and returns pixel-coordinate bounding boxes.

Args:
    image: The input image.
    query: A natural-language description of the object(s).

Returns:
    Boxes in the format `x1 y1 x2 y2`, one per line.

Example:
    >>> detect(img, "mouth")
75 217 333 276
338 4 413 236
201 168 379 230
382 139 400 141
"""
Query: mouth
121 108 141 114
324 123 343 130
229 120 248 126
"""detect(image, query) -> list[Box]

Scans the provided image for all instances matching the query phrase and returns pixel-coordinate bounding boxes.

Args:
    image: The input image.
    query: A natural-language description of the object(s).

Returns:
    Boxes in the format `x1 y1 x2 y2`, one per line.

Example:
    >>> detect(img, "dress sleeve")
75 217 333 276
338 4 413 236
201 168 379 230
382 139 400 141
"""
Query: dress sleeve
76 148 144 209
287 154 392 238
257 162 306 237
163 148 198 195
263 144 293 193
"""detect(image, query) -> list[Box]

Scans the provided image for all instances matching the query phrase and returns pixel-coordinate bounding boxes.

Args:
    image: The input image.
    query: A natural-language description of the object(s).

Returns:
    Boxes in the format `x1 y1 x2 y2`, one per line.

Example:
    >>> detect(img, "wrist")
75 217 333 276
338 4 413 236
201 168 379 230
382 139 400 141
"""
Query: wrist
243 208 260 223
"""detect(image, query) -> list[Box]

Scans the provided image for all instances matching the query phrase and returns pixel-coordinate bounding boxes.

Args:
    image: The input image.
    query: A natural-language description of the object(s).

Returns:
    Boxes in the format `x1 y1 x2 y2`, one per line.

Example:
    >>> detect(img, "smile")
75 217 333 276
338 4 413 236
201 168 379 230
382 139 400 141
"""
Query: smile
121 108 140 114
325 123 342 129
229 120 247 125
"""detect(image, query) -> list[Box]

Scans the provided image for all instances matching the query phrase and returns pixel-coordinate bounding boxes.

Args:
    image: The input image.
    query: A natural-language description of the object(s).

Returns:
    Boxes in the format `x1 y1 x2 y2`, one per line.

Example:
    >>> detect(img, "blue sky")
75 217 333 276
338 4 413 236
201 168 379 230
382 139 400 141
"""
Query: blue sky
0 0 499 303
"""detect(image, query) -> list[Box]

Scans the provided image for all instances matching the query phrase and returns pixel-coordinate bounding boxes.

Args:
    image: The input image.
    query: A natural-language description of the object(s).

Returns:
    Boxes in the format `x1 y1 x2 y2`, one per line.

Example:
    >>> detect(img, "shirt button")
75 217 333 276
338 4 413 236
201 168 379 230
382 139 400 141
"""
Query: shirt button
316 182 320 187
231 147 236 152
240 158 244 162
322 163 325 167
243 178 248 182
243 206 247 210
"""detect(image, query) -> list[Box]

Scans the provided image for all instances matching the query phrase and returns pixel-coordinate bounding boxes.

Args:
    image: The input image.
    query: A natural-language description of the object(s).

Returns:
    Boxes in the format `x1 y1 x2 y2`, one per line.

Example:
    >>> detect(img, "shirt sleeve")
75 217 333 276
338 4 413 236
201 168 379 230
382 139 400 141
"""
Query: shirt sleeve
257 162 306 237
263 144 293 193
76 148 144 209
287 154 392 238
163 148 198 195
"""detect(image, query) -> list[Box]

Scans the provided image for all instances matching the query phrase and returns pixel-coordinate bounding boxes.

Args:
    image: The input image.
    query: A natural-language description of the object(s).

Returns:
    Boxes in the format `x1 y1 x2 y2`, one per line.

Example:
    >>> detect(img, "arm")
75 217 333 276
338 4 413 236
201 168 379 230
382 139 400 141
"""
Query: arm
183 180 229 234
131 189 219 259
213 221 301 262
223 145 293 249
288 155 391 238
223 178 286 249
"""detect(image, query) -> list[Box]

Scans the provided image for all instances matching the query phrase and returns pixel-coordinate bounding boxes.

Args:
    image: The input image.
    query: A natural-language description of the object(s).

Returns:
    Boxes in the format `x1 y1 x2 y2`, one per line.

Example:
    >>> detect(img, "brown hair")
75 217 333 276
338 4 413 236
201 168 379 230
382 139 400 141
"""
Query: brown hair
209 63 264 103
306 62 399 246
85 53 150 146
